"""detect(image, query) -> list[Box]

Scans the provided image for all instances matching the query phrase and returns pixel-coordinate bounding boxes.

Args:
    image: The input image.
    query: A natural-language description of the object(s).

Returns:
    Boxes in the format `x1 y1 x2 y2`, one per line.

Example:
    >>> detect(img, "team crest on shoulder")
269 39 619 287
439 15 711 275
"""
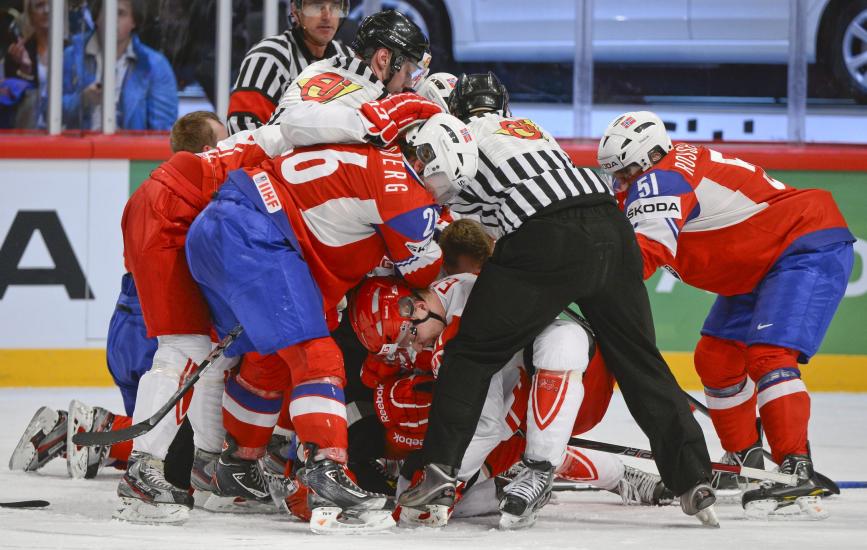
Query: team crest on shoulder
297 72 363 103
495 119 546 141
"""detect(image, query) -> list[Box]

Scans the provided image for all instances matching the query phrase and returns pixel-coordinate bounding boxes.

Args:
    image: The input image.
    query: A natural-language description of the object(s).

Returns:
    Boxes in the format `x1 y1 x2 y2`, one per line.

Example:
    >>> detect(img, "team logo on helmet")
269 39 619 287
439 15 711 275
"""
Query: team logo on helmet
297 73 362 103
495 119 545 140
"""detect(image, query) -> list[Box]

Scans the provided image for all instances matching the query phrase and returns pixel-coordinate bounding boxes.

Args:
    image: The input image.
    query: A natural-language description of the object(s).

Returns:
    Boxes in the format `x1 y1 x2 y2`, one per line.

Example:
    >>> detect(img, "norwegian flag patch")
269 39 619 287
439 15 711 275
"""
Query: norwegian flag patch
621 116 637 129
460 127 472 143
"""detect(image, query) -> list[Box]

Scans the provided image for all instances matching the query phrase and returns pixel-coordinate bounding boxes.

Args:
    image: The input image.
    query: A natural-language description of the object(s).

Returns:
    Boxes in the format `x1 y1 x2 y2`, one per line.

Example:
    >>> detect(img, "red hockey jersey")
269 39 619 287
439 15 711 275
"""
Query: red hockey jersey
246 142 443 310
623 143 853 295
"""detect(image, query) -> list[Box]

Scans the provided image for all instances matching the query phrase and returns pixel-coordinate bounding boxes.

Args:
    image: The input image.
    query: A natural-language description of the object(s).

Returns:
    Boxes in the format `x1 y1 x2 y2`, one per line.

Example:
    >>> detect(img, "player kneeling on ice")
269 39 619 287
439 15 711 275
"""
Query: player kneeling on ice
183 113 477 533
349 275 676 530
597 111 855 520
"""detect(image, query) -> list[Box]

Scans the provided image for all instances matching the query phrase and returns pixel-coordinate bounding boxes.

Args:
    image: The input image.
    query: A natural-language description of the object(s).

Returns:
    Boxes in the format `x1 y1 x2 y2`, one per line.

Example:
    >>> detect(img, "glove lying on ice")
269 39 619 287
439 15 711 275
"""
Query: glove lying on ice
360 93 443 148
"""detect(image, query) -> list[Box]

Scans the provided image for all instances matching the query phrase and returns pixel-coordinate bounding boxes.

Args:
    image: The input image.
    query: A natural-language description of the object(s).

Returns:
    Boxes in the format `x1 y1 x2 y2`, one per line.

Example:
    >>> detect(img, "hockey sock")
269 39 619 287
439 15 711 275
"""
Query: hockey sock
107 415 133 464
556 447 625 491
132 334 211 459
189 346 235 454
749 345 810 463
222 354 288 456
482 433 526 478
289 377 349 455
526 368 583 466
695 335 760 452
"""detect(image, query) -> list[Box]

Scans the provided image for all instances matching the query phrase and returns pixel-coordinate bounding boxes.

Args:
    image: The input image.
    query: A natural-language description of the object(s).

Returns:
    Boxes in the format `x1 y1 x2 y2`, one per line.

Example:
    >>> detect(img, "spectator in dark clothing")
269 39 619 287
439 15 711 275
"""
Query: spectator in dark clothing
4 0 49 128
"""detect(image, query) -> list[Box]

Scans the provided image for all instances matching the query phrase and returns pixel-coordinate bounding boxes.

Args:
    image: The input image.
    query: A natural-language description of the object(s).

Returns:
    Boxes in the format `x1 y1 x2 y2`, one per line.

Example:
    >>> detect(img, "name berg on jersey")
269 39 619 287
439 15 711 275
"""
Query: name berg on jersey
672 142 700 177
381 149 410 193
253 172 282 213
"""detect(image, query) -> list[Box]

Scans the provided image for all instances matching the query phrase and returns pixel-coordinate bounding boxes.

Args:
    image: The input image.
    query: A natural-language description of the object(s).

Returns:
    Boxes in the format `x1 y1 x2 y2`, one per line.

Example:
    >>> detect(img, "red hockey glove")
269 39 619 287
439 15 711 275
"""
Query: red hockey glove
360 354 401 389
360 92 443 148
373 373 434 434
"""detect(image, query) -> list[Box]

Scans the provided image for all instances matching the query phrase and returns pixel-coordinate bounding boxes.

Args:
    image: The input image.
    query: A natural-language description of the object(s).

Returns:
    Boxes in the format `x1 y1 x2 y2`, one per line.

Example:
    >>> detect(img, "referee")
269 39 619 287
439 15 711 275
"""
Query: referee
226 0 352 134
398 73 717 525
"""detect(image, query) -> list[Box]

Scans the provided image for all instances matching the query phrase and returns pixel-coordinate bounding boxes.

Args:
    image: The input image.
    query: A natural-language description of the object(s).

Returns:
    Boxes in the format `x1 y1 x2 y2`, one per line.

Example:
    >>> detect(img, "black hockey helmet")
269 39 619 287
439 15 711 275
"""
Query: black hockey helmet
449 72 511 120
352 9 431 87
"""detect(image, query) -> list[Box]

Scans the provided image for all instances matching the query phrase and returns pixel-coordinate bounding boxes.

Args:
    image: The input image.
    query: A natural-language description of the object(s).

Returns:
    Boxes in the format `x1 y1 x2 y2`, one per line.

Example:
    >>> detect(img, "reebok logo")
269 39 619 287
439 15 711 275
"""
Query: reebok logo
757 323 774 330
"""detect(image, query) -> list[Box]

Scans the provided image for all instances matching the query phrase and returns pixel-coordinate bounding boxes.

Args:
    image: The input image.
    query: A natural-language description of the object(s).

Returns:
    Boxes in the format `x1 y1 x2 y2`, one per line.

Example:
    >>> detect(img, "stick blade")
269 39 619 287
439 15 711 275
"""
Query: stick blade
817 472 841 495
0 500 50 508
71 421 151 446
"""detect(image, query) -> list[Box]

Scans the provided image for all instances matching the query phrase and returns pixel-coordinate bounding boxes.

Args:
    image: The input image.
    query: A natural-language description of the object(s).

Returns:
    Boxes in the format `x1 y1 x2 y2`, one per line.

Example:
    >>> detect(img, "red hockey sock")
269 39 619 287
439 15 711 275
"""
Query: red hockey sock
108 415 133 463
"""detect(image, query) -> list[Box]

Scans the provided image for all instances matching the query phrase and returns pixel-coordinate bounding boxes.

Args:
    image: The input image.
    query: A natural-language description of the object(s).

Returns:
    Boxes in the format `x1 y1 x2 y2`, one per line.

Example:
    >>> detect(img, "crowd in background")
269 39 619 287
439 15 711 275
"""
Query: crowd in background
0 0 276 131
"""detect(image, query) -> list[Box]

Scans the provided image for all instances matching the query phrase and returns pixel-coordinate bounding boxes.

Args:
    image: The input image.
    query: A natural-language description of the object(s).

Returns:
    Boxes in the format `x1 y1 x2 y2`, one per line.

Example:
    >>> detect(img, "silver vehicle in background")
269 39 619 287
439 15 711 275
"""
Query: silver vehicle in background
350 0 867 103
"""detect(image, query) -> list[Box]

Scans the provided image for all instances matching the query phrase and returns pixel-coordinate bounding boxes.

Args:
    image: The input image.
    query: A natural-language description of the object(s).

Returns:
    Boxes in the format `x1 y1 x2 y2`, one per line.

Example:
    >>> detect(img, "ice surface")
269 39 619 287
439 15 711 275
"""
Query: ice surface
1 388 865 549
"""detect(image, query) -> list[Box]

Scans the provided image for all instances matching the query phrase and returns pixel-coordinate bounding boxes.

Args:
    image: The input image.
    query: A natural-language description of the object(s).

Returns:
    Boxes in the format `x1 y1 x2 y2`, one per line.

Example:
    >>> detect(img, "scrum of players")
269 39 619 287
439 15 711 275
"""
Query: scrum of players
8 4 853 534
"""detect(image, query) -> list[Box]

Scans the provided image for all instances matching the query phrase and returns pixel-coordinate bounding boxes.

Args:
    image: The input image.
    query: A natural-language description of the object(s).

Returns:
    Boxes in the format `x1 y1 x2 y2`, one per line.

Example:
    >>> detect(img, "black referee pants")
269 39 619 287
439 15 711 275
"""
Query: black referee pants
422 200 711 495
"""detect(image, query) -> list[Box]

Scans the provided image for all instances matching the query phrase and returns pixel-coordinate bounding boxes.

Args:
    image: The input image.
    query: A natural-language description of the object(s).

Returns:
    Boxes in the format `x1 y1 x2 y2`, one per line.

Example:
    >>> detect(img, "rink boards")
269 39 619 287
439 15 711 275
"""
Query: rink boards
0 138 865 390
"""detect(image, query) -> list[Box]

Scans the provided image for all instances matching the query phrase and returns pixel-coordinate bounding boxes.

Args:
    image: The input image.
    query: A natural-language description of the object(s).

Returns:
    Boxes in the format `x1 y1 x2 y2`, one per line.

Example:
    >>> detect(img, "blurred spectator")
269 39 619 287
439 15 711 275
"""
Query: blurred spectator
3 0 49 128
63 0 177 130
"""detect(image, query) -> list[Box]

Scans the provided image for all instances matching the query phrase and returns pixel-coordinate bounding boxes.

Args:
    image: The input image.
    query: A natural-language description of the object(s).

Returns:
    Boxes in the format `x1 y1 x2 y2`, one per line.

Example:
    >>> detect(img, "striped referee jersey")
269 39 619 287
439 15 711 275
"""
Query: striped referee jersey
227 27 352 134
452 113 614 239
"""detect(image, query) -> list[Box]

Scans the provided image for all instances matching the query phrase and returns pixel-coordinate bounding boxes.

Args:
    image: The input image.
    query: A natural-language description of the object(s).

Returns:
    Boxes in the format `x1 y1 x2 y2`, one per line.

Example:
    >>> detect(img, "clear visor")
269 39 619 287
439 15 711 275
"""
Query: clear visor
301 0 347 18
421 171 458 204
408 52 432 90
395 320 417 349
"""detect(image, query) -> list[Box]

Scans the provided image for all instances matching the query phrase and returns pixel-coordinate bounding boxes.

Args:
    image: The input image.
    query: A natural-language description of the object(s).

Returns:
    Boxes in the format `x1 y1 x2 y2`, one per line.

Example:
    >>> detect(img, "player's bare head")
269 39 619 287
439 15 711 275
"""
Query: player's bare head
352 10 431 92
401 113 479 204
449 72 510 120
291 0 345 47
439 219 493 275
598 111 672 192
170 111 227 153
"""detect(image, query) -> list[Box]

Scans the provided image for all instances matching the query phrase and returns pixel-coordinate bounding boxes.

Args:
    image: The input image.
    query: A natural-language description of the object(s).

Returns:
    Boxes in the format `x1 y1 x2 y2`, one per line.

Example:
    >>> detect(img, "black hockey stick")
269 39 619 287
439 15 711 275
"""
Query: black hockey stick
0 500 50 508
682 391 841 495
568 437 799 486
72 326 243 447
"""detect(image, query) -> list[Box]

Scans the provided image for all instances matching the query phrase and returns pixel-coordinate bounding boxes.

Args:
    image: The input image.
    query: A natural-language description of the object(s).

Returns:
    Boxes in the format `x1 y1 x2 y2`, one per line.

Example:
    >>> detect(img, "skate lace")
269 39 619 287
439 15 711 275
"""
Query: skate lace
137 456 176 491
504 465 551 504
338 464 385 497
618 466 660 505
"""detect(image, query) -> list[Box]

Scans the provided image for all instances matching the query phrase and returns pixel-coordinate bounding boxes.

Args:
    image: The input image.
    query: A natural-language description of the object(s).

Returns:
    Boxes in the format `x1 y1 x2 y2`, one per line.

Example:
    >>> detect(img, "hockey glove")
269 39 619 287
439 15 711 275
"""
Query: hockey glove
373 373 434 435
360 92 443 148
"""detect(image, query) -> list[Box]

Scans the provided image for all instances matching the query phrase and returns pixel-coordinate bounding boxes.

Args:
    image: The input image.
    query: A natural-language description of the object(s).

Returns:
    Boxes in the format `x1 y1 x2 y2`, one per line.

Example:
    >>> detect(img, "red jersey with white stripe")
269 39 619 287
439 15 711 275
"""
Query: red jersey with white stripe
246 142 442 310
624 143 853 295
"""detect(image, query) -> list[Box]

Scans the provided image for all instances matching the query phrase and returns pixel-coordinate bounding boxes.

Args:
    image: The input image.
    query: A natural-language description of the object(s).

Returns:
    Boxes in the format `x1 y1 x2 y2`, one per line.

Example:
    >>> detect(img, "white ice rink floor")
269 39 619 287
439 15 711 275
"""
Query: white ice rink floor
1 388 865 549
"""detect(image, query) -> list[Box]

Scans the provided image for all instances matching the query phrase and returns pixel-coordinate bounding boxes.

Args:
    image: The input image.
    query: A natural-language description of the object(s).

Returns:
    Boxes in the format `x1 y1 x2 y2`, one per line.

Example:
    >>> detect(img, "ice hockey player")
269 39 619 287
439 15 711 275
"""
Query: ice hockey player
349 274 675 529
8 112 231 486
267 9 432 128
398 72 718 528
597 110 855 519
227 0 353 133
182 113 477 533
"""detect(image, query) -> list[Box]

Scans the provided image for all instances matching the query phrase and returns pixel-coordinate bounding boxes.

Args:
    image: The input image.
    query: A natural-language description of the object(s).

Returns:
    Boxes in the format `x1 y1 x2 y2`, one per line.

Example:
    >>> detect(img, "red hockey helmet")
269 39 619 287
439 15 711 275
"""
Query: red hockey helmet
349 277 418 357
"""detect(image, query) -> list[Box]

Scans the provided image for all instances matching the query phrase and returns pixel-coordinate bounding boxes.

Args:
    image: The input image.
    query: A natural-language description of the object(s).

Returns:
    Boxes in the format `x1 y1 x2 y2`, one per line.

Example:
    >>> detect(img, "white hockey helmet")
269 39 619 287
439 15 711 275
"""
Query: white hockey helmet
417 72 458 111
597 111 672 177
403 113 479 204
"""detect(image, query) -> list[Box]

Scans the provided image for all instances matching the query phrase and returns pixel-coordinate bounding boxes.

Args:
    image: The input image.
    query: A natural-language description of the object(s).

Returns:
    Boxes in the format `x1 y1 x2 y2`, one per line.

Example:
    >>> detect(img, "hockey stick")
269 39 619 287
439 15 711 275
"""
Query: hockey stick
682 392 841 495
568 437 799 486
71 325 243 447
0 500 50 508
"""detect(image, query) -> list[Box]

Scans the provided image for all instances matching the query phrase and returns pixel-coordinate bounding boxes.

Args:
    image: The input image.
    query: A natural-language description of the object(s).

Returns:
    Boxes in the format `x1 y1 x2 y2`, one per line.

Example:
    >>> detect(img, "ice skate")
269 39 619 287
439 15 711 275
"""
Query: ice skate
742 454 829 520
301 444 393 534
67 400 115 479
212 436 272 505
115 451 194 524
713 441 765 501
189 446 272 513
397 462 457 528
612 465 674 506
498 457 555 530
680 480 719 527
9 407 67 472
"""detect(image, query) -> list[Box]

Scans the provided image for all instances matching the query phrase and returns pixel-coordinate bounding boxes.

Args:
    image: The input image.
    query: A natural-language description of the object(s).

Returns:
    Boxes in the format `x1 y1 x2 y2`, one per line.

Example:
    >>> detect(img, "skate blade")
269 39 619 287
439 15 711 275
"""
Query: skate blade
695 506 720 528
66 400 94 479
498 510 538 530
9 407 59 471
202 493 277 514
310 506 395 534
113 497 190 525
744 496 829 521
398 504 451 527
